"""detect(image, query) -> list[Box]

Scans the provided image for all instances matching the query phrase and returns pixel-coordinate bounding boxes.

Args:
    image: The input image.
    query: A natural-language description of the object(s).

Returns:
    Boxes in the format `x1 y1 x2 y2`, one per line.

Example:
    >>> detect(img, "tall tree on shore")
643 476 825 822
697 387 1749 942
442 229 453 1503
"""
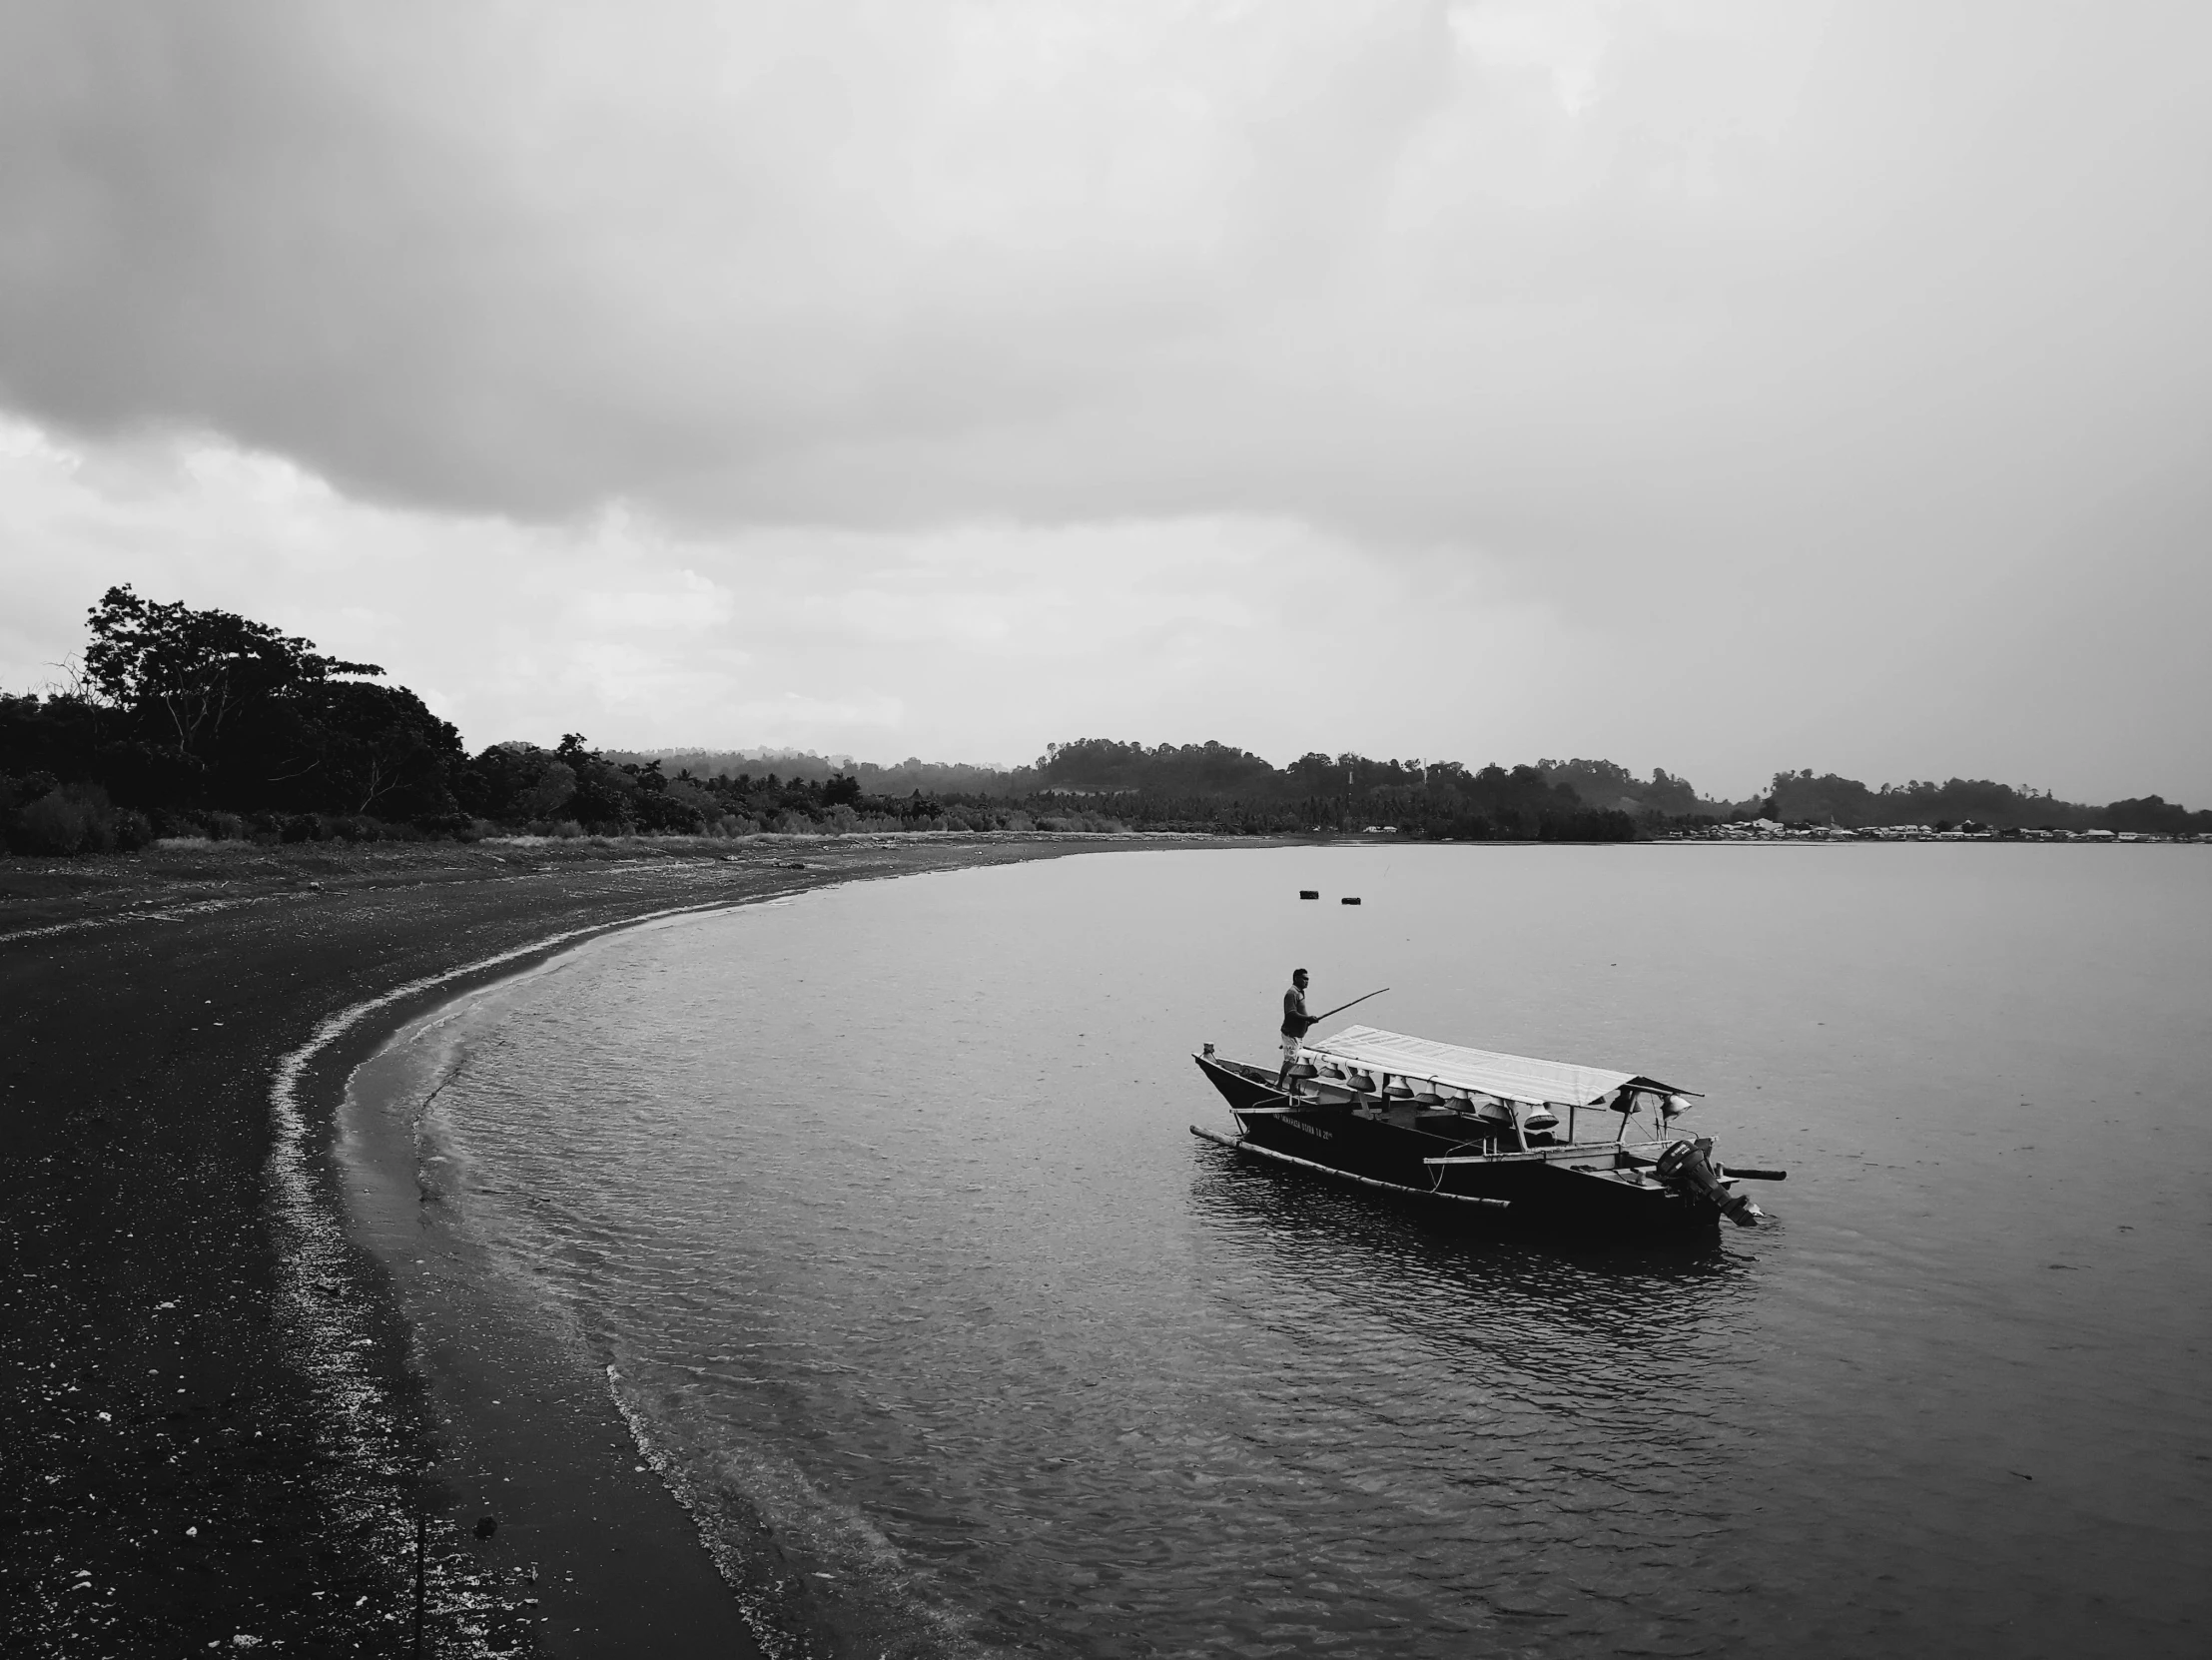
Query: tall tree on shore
83 585 383 764
295 680 465 818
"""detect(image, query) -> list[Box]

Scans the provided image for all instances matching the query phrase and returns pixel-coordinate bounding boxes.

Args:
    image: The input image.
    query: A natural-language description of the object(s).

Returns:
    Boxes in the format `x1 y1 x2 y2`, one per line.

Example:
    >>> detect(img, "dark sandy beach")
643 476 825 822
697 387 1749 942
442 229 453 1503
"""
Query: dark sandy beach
0 831 1208 1656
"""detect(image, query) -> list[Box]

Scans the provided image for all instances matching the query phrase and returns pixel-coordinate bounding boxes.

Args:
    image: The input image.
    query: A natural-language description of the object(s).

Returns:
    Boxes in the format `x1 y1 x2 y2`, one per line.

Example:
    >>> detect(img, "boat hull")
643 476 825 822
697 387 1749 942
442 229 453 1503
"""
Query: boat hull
1191 1053 1728 1238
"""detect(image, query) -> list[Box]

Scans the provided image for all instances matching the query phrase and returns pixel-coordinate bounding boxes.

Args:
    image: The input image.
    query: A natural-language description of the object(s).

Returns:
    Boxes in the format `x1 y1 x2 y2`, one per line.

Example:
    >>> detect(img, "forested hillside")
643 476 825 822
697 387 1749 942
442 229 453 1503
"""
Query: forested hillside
4 590 2206 851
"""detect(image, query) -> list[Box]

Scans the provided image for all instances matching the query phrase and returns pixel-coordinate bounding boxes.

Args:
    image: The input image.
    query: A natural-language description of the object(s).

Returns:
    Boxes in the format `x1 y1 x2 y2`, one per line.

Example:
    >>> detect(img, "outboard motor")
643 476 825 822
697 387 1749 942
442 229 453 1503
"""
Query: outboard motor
1657 1137 1763 1228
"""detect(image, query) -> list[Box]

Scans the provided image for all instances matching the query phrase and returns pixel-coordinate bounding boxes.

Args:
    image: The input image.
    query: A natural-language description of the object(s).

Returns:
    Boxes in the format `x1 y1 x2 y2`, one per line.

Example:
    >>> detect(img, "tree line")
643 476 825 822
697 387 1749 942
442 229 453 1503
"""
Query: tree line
1754 769 2210 836
1018 739 1640 840
1 589 2204 852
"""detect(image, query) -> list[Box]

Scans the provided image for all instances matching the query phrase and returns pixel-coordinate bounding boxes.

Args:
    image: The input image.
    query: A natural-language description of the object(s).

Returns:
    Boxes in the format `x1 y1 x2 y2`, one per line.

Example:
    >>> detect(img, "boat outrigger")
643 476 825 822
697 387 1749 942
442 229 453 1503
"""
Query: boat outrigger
1191 1025 1783 1237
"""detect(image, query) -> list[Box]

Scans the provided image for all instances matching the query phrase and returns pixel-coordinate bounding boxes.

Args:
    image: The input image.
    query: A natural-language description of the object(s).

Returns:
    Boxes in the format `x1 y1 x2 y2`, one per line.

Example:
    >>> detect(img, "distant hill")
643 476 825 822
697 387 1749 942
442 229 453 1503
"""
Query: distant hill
606 747 1035 798
1536 758 1725 819
1761 770 2210 835
5 585 2203 850
604 746 853 782
606 741 2212 837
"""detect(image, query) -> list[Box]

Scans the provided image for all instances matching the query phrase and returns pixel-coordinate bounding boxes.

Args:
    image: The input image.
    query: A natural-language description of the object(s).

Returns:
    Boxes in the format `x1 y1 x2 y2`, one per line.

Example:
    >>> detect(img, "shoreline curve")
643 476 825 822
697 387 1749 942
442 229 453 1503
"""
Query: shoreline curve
1 832 1230 1655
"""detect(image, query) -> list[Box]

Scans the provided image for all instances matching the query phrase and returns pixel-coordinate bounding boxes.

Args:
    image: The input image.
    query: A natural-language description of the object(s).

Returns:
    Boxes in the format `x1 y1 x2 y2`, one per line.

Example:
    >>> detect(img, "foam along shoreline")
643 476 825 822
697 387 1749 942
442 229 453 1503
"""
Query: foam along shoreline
1 831 1228 1655
337 921 773 1657
340 900 921 1657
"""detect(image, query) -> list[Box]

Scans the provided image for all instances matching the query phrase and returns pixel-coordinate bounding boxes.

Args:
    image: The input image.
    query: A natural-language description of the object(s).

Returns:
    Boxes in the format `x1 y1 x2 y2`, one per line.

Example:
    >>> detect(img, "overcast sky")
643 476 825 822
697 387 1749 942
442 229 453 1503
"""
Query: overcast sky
3 1 2207 801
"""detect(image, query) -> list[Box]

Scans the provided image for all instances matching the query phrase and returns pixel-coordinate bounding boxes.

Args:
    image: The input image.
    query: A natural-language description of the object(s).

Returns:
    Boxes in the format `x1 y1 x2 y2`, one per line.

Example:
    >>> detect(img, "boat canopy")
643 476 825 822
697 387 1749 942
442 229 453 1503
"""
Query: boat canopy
1304 1025 1686 1107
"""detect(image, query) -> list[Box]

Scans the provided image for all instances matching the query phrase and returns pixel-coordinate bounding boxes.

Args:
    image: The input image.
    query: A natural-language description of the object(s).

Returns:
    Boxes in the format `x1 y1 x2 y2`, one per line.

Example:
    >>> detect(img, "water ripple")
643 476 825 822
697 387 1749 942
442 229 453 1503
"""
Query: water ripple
422 849 2212 1659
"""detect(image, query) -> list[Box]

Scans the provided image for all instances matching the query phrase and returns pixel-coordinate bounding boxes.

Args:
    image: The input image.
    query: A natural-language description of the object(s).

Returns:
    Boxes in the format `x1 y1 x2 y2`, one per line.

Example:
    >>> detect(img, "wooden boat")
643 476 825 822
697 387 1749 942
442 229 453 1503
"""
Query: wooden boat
1191 1025 1782 1237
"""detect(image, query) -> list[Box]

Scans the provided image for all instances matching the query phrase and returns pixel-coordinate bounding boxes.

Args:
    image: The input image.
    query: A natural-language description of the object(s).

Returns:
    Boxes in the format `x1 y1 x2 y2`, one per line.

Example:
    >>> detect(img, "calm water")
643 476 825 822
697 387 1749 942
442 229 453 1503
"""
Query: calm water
409 846 2211 1658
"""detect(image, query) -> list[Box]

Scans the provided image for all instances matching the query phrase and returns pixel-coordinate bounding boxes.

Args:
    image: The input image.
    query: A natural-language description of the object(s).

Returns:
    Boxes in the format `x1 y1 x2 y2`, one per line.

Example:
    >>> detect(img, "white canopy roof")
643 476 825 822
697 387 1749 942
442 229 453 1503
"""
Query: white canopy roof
1304 1025 1684 1106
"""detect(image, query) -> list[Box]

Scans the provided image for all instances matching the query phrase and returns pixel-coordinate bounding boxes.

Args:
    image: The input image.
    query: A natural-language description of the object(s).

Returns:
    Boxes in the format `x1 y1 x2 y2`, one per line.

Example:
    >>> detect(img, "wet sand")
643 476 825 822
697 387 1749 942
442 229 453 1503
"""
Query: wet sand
0 832 1219 1656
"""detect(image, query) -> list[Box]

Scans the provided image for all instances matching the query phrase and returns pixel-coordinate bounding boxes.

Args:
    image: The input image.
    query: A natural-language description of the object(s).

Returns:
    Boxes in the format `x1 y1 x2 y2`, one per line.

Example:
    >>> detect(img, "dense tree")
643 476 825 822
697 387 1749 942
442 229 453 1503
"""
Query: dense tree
1037 738 1281 796
291 681 464 818
1540 758 1709 818
83 585 382 767
5 589 2208 849
455 742 564 820
2103 795 2212 836
1752 770 2139 833
1767 770 1881 827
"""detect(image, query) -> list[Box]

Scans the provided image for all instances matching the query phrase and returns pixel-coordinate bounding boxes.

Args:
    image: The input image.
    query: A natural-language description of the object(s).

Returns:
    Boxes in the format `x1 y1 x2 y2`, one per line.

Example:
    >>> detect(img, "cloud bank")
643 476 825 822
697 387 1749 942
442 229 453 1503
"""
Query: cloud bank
2 1 2207 797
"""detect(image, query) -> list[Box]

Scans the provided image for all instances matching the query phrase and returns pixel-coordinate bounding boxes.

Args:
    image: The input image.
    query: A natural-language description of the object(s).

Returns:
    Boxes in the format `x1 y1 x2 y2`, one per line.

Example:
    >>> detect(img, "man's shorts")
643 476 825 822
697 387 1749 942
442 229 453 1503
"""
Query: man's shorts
1279 1032 1302 1060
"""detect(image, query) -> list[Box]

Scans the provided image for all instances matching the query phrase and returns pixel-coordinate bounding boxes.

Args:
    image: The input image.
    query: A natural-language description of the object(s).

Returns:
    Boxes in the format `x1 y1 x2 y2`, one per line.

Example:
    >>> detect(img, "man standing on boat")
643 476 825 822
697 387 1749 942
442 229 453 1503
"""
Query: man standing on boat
1277 968 1316 1089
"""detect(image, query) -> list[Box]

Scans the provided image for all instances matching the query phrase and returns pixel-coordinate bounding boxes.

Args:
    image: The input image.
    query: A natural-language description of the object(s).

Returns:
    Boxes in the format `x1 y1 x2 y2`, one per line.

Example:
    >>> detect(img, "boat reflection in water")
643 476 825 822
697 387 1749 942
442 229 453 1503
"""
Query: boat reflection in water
1180 1130 1780 1645
1194 1025 1787 1237
1184 1141 1751 1399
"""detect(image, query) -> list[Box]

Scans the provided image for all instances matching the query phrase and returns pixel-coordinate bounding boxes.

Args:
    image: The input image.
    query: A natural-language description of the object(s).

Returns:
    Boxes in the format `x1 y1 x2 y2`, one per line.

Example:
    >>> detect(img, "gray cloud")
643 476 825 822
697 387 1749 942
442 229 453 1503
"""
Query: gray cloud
7 2 2198 526
2 1 2208 794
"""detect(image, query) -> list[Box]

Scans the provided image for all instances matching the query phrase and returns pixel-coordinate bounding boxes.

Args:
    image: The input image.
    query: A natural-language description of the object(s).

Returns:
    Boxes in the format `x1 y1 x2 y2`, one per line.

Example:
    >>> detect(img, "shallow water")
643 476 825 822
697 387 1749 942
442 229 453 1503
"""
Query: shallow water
408 845 2212 1657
